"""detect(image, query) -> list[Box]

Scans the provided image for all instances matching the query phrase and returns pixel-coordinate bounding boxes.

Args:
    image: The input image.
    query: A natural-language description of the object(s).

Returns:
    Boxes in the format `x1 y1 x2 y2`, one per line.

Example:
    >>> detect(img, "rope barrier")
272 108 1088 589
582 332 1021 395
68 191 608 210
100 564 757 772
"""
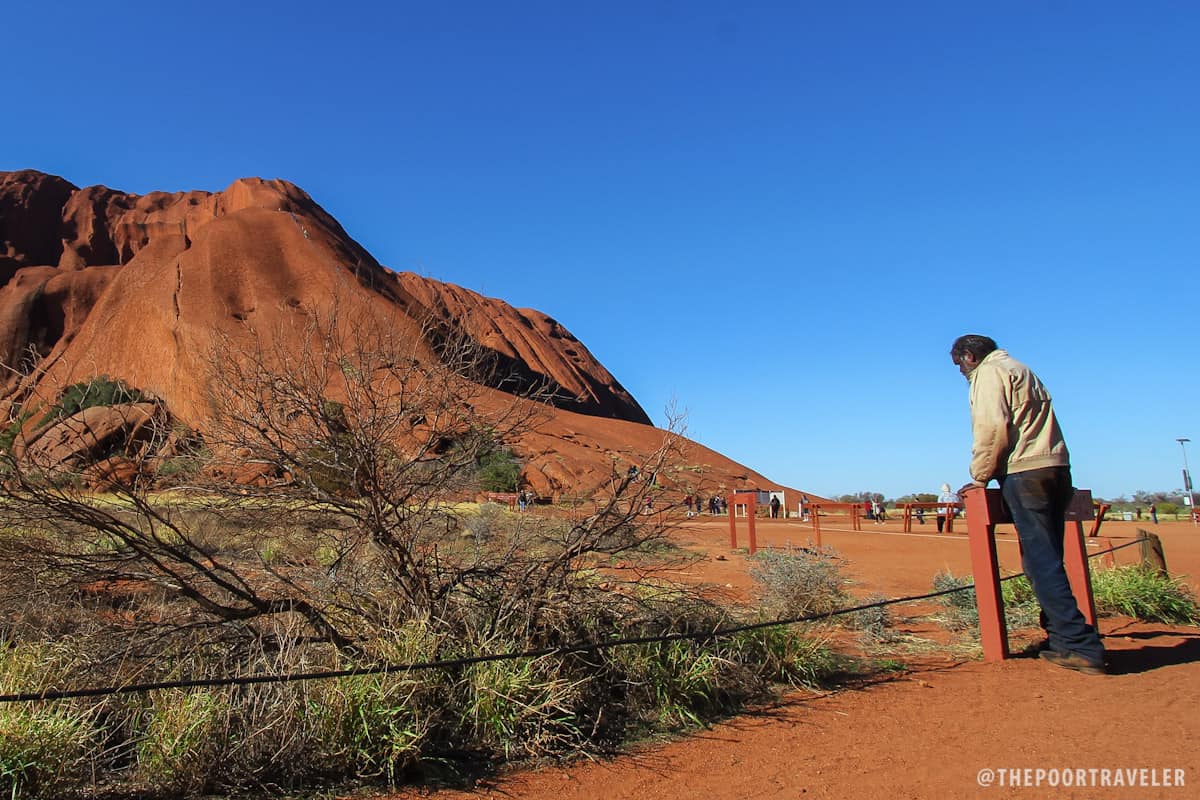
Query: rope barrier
0 535 1150 704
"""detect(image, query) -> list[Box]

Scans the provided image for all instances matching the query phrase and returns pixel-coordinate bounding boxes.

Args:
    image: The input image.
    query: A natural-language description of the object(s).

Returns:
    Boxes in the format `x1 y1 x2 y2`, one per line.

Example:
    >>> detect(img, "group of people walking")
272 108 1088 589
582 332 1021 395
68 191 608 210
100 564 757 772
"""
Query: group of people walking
683 494 728 517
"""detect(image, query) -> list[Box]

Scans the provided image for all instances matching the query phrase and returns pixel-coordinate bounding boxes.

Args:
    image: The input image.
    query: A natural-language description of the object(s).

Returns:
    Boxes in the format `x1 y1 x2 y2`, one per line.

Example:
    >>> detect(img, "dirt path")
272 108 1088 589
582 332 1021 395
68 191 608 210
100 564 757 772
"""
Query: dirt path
379 519 1200 800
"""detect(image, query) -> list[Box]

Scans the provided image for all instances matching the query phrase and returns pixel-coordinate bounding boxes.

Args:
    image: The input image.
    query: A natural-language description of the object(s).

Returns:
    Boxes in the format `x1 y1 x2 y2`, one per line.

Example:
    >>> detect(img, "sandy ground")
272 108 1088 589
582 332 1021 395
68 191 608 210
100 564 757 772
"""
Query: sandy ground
380 517 1200 800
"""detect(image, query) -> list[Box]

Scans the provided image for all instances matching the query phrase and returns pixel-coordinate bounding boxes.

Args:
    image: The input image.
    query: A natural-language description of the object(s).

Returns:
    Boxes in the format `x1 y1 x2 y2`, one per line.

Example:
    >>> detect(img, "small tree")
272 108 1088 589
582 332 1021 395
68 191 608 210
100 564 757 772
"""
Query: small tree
476 445 521 492
0 290 691 659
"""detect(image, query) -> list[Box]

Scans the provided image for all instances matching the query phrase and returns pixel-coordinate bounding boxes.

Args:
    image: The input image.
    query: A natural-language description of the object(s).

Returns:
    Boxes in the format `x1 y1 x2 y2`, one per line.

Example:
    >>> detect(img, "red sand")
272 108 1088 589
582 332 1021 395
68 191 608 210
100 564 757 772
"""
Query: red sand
381 518 1200 800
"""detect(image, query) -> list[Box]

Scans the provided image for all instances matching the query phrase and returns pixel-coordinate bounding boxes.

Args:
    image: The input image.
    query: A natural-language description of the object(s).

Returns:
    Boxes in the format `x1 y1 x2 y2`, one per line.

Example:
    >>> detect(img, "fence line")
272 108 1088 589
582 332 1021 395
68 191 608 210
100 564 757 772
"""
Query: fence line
0 536 1148 704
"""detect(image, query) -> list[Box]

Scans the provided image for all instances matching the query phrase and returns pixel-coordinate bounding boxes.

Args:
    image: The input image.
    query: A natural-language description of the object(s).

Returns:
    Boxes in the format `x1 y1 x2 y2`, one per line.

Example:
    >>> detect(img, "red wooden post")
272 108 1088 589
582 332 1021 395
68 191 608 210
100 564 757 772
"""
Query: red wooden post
747 503 758 555
810 503 822 548
963 487 1009 661
1088 503 1110 537
728 493 758 554
1064 520 1097 626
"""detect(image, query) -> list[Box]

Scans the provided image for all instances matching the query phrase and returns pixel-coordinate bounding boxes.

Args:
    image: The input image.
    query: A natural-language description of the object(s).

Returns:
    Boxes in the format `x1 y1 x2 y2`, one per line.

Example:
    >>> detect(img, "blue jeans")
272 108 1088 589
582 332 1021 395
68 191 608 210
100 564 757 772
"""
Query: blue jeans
1001 467 1104 664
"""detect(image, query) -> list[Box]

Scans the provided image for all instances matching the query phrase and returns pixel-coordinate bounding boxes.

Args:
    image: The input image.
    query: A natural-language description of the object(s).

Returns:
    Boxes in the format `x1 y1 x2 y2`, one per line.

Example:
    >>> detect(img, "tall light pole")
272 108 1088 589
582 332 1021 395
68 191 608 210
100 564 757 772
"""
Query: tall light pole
1178 438 1197 526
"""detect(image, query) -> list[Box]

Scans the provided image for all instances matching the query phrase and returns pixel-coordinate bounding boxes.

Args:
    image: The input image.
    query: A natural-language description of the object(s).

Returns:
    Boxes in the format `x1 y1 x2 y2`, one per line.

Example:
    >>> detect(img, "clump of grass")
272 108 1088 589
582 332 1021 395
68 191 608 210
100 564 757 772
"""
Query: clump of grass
1091 565 1199 624
0 706 96 799
848 594 893 642
314 672 432 782
0 640 97 799
930 571 1039 632
135 689 228 793
466 655 583 759
724 625 842 688
749 546 849 619
932 564 1200 634
604 625 839 734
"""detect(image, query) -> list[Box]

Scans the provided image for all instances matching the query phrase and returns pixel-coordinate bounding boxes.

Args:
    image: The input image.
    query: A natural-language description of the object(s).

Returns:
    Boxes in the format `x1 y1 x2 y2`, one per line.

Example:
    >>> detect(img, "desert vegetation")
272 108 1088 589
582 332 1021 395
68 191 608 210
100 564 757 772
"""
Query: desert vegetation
0 306 841 798
932 566 1199 633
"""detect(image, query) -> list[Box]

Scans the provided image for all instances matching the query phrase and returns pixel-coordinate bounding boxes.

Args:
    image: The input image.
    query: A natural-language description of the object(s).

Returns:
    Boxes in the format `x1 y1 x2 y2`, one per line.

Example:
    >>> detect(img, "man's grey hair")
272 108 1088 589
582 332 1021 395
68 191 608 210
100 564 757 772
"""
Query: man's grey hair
950 334 998 363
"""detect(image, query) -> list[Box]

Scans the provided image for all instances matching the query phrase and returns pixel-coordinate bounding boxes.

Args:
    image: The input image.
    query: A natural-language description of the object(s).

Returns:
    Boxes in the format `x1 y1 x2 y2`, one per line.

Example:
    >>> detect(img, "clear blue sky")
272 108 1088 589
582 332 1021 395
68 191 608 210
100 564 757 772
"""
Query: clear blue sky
4 2 1198 500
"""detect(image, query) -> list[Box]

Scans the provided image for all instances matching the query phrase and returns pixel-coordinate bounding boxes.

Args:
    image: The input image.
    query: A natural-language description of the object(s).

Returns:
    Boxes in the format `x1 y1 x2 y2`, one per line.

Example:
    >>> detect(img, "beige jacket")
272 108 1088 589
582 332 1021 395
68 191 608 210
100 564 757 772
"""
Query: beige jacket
967 349 1069 483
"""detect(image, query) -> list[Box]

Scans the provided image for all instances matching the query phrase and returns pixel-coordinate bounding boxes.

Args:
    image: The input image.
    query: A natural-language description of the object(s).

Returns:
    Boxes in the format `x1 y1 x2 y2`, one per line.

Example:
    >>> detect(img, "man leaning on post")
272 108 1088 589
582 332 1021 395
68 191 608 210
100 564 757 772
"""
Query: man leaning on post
950 334 1106 675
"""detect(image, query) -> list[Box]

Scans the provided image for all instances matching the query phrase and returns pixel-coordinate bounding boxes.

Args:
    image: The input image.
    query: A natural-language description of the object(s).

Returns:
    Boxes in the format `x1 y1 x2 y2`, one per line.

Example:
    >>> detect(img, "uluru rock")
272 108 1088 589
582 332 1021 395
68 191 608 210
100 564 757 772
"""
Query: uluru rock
0 169 797 499
0 170 647 426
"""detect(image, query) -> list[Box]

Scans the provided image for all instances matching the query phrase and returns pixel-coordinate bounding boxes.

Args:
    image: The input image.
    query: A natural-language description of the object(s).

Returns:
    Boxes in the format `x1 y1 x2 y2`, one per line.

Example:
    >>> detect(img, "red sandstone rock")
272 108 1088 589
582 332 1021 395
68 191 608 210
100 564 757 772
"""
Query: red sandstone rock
0 170 790 497
20 402 162 465
84 456 141 491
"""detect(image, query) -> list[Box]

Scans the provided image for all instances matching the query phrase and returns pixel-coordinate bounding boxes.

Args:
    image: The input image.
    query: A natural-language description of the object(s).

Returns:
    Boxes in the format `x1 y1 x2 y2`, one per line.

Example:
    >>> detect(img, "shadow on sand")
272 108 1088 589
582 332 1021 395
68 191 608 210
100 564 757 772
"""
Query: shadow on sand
1103 629 1200 675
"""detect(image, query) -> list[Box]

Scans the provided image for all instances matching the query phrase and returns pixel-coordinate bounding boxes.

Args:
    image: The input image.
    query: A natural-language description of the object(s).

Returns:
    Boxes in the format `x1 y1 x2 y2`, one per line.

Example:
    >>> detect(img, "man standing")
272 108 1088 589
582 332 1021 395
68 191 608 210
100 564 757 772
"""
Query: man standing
950 334 1105 675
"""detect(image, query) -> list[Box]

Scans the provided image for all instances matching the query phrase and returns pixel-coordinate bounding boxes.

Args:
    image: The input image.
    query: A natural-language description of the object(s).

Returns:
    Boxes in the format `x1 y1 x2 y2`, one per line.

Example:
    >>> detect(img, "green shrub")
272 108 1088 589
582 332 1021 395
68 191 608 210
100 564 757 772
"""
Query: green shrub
476 447 521 493
37 376 144 428
933 564 1200 633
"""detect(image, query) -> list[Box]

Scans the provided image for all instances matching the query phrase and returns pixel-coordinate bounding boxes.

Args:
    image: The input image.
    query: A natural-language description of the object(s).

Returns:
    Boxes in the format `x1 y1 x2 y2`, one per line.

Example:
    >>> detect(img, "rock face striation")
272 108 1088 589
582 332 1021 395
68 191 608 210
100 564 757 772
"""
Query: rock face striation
0 169 647 425
0 169 785 498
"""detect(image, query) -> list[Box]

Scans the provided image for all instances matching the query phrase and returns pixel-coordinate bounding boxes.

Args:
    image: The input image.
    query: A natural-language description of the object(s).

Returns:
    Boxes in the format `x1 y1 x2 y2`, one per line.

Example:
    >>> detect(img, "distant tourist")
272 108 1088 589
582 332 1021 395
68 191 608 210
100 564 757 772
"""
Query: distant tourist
769 495 781 518
937 483 958 533
1150 503 1158 524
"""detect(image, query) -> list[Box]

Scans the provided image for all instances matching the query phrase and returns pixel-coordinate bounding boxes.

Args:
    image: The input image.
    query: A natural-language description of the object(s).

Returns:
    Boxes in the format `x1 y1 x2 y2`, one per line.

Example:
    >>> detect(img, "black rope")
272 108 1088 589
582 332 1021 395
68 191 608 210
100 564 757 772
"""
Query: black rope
0 536 1149 704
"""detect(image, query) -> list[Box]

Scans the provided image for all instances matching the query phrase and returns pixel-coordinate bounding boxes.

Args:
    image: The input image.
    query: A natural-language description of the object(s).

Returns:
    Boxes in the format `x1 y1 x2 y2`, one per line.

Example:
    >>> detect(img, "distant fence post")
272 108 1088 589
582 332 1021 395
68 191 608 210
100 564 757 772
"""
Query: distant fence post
728 492 758 554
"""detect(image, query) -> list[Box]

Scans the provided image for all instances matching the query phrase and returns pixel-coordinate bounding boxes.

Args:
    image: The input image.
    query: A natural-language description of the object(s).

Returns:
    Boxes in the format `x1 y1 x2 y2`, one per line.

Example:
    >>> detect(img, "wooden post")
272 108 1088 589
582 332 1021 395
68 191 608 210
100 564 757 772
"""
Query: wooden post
1062 489 1100 628
747 506 758 555
729 494 758 554
1137 529 1168 576
1063 519 1098 627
